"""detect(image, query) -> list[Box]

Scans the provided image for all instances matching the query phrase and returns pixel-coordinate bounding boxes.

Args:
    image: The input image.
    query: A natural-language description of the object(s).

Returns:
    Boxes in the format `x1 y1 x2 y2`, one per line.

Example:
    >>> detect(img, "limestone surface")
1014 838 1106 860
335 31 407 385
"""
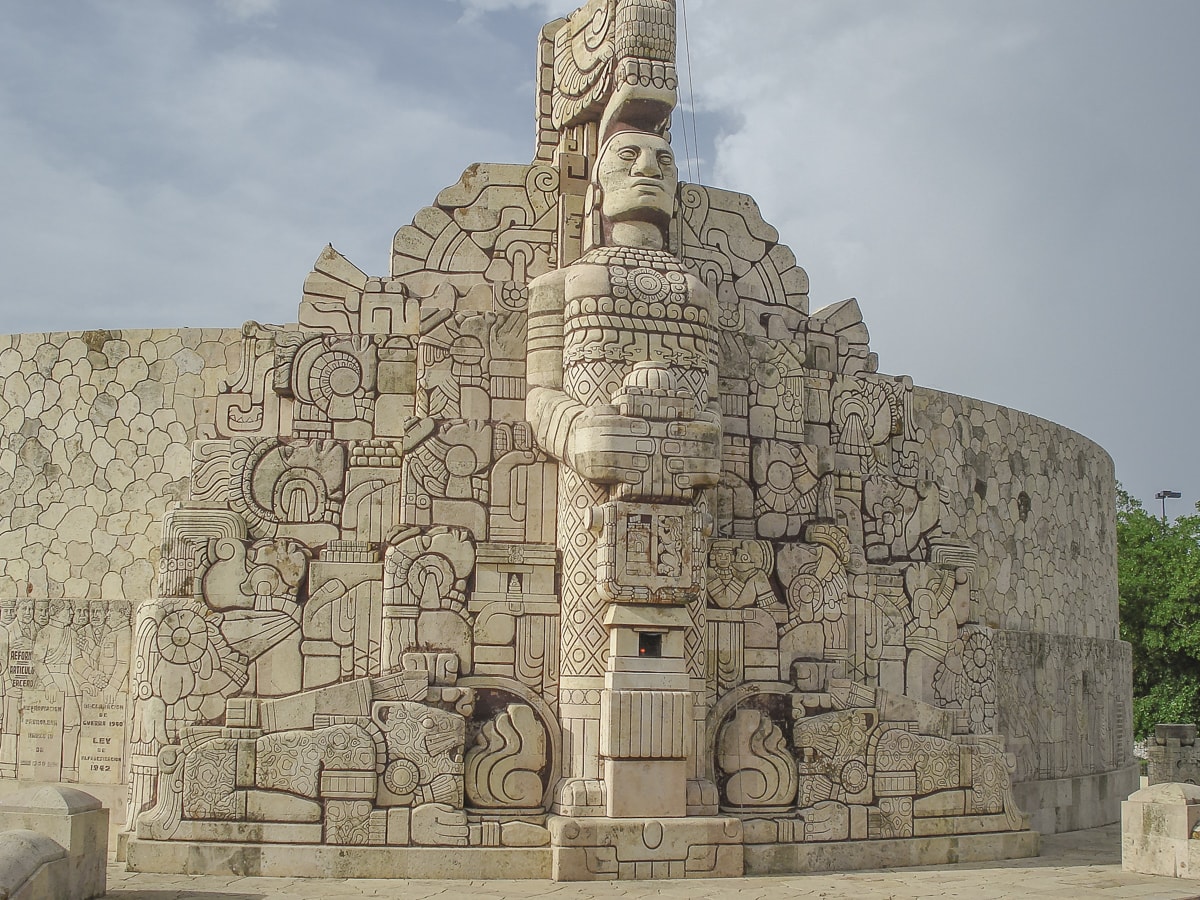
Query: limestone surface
0 0 1132 883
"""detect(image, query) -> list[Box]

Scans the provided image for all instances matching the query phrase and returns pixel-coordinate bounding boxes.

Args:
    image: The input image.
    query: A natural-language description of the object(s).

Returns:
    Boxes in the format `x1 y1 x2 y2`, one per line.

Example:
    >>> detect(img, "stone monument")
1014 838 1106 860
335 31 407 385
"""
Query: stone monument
0 0 1136 883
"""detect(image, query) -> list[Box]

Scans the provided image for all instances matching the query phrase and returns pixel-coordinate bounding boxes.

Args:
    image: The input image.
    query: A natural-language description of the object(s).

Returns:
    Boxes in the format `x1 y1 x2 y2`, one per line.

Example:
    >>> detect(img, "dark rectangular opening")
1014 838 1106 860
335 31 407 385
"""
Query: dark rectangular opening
638 632 663 658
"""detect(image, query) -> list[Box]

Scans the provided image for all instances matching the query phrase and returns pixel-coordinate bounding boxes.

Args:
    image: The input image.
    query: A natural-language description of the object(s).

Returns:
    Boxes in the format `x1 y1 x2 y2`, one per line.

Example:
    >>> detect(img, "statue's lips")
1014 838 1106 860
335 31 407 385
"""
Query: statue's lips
628 179 666 191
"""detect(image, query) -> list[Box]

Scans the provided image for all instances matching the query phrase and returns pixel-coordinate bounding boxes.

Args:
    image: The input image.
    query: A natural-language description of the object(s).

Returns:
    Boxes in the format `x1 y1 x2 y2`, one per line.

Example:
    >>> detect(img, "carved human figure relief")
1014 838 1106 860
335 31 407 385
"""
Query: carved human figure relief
705 540 780 611
525 123 721 811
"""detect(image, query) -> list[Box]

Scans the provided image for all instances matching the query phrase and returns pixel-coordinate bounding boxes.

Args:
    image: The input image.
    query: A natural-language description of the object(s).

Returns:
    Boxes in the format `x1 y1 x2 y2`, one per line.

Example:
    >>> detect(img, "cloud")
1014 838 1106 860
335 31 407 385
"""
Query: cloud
2 0 1200 507
682 0 1200 506
0 1 532 331
445 0 567 23
217 0 282 21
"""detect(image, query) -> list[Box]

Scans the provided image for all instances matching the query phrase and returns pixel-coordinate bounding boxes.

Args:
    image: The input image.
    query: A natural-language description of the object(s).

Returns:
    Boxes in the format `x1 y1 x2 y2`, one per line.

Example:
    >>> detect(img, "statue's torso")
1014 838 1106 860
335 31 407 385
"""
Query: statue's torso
561 247 716 408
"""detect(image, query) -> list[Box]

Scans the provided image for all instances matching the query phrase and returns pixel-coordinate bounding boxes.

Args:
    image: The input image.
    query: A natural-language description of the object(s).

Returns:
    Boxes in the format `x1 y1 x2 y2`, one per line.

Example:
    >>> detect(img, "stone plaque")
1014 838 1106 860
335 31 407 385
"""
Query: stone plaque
0 599 133 786
79 693 127 784
17 688 65 782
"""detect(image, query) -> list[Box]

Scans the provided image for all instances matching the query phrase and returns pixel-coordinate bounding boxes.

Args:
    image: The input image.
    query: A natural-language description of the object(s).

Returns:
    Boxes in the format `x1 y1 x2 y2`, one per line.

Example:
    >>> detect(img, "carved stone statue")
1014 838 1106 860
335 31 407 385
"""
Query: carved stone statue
527 124 721 815
116 0 1050 883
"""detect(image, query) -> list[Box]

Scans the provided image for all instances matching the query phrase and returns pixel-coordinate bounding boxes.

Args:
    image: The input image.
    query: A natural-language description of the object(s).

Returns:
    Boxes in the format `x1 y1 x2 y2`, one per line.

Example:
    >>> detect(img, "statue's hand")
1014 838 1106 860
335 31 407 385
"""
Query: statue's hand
567 407 652 485
411 802 469 846
662 409 722 491
567 406 722 492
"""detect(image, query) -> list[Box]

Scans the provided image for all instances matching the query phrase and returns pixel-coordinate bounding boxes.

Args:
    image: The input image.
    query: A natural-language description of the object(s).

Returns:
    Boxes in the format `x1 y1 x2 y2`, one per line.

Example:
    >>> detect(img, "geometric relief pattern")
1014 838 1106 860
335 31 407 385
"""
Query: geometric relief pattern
556 468 609 679
120 0 1068 875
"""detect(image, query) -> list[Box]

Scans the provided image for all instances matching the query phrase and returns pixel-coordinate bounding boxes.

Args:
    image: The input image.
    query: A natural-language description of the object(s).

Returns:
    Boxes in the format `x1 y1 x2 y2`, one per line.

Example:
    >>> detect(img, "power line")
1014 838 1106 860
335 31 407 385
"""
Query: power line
675 80 695 182
680 0 702 186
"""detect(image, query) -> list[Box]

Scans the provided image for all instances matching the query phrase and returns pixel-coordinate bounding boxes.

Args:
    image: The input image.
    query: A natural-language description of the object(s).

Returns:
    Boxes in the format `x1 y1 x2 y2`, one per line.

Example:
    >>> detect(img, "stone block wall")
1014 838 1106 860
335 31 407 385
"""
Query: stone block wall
912 388 1135 830
912 388 1117 640
0 329 239 822
0 328 1135 837
0 327 1134 839
912 388 1128 830
0 329 241 600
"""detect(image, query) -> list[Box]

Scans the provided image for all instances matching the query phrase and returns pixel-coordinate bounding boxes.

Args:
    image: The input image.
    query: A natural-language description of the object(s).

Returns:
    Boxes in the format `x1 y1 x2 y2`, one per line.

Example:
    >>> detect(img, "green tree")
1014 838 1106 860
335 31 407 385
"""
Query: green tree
1118 487 1200 737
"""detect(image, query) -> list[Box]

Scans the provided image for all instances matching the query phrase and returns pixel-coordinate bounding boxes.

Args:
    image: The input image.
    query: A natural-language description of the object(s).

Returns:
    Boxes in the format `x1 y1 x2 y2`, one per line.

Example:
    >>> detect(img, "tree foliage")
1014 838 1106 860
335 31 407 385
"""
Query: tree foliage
1118 487 1200 737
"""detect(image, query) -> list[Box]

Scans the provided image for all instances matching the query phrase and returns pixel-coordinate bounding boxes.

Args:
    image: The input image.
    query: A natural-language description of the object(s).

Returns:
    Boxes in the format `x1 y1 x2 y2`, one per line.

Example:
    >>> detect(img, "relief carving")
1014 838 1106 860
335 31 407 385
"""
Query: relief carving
717 708 798 811
464 704 547 811
120 0 1052 875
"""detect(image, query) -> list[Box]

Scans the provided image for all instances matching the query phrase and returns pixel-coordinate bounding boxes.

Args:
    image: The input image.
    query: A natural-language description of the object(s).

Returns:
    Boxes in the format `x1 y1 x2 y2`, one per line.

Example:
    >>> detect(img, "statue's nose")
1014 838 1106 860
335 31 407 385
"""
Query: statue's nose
632 148 661 177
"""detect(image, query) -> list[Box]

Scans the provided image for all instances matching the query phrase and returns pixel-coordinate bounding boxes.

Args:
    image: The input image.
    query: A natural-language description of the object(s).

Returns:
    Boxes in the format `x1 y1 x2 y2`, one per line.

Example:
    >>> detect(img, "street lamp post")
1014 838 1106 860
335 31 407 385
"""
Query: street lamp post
1156 490 1182 522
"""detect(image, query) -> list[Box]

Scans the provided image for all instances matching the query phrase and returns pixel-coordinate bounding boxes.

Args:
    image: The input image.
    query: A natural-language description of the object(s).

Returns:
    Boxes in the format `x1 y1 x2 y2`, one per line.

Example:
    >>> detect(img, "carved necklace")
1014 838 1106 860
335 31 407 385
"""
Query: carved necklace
578 246 688 305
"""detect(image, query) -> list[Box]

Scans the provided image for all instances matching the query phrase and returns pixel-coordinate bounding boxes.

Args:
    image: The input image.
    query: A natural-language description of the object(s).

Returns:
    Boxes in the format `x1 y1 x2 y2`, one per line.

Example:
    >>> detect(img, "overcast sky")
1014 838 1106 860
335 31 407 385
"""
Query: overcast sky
2 0 1197 514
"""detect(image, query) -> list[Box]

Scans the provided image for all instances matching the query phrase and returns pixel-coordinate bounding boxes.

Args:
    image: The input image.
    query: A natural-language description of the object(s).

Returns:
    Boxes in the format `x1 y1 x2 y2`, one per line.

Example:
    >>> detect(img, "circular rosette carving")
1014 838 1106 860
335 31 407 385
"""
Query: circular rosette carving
157 610 208 666
933 625 997 734
839 759 869 795
383 758 422 800
383 527 476 614
290 336 377 423
313 351 364 399
141 601 247 707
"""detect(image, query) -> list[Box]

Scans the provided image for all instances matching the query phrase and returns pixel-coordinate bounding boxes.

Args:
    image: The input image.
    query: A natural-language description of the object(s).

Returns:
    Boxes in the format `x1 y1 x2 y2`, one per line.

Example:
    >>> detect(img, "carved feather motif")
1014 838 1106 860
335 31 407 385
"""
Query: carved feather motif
552 0 618 129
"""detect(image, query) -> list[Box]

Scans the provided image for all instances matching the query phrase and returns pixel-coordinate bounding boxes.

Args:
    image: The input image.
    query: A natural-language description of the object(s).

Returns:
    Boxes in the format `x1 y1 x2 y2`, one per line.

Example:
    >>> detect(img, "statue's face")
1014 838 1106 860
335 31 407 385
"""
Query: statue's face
16 601 33 625
34 600 49 626
89 601 106 625
597 132 677 224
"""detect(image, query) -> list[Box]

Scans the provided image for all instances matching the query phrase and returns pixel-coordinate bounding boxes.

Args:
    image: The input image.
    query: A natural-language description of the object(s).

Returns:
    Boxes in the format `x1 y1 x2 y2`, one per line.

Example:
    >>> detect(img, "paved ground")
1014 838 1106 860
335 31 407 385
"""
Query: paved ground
103 824 1200 899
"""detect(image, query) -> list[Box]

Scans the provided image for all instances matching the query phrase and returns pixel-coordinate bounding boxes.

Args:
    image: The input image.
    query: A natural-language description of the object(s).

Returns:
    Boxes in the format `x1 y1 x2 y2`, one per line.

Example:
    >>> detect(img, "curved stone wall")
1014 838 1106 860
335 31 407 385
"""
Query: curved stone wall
0 329 1133 839
0 329 240 601
0 328 239 834
913 387 1118 640
912 387 1134 832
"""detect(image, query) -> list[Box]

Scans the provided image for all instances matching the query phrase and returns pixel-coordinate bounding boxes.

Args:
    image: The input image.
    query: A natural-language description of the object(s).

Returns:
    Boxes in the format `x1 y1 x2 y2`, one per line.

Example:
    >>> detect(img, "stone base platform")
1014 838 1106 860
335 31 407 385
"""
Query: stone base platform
1014 762 1140 834
548 816 745 880
130 826 1039 881
744 829 1040 875
126 841 551 879
1121 782 1200 878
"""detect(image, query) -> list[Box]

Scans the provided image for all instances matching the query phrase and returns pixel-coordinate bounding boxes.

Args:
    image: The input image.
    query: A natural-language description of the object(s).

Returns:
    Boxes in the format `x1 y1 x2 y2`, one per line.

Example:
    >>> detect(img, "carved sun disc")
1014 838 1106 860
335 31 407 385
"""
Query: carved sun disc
766 461 793 491
327 365 360 396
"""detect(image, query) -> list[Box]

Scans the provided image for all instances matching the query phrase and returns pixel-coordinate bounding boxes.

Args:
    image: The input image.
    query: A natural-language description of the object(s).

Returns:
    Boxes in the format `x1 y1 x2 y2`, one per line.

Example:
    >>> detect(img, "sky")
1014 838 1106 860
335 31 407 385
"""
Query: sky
1 0 1197 515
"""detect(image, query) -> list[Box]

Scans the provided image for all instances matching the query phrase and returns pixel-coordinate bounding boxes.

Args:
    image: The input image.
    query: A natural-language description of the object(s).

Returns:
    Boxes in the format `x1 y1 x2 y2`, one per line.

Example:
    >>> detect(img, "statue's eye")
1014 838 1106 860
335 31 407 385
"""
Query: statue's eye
659 152 674 167
618 148 639 161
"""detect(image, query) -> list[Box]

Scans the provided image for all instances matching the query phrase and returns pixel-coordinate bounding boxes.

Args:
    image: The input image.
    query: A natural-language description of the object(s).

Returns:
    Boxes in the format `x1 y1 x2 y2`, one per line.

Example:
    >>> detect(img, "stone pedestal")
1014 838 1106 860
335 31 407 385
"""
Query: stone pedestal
1122 782 1200 878
605 760 688 818
0 786 108 899
1148 724 1200 786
